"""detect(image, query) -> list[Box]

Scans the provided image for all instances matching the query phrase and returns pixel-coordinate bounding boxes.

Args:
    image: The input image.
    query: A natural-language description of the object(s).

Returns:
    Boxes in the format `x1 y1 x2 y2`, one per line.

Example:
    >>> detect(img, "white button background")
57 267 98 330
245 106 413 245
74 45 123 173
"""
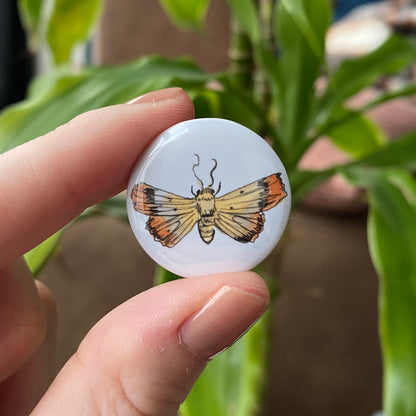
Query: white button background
127 118 291 278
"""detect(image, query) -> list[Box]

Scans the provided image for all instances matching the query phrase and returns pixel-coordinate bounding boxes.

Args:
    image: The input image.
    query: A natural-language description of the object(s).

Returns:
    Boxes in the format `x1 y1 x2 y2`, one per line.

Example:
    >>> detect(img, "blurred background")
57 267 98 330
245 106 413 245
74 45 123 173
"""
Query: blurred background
2 0 416 415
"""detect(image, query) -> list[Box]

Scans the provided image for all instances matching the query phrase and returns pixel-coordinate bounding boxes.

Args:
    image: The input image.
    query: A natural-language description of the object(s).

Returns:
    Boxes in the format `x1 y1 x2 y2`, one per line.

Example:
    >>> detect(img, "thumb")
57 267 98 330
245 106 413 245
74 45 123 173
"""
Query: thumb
31 272 269 416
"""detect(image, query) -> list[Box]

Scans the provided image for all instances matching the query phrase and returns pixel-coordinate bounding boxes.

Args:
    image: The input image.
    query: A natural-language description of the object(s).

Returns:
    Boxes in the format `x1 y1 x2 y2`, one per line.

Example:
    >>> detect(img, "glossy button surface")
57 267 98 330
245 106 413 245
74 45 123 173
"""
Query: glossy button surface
127 118 291 278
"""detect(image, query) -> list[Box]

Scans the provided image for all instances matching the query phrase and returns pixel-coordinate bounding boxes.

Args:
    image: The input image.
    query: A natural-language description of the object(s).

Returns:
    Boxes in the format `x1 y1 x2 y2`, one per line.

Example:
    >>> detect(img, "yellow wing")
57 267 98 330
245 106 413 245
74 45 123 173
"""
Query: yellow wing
214 173 287 243
130 183 199 247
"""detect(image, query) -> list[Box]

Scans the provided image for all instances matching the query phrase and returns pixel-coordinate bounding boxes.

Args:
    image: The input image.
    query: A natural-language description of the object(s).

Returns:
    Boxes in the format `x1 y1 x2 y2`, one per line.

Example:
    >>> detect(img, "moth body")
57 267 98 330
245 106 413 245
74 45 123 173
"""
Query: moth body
196 187 216 244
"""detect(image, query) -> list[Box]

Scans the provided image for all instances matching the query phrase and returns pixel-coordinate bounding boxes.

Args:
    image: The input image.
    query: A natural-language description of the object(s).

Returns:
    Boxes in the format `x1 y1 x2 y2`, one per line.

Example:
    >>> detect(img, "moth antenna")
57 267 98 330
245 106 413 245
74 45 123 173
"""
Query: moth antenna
215 181 222 196
192 154 203 188
208 158 217 187
191 185 196 197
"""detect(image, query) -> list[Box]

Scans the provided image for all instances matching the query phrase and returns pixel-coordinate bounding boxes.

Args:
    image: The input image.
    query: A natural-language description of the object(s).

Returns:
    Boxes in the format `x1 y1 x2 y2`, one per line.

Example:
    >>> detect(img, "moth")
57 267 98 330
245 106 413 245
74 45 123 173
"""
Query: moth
130 155 287 247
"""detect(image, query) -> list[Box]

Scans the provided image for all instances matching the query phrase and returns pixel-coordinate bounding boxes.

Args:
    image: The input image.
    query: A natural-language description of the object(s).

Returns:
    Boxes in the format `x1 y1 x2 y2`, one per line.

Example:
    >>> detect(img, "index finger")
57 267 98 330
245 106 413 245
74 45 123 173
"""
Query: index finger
0 88 194 266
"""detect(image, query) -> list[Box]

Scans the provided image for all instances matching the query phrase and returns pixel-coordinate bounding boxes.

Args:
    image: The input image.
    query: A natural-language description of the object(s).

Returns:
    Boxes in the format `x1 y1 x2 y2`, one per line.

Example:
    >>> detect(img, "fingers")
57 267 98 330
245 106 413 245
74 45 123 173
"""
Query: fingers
32 272 269 416
0 259 46 382
0 281 57 416
0 88 194 266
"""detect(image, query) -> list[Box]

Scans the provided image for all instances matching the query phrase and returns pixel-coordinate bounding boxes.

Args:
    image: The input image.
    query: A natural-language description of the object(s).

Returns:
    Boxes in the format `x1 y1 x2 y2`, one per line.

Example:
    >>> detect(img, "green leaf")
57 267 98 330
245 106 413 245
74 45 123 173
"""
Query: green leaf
316 35 416 127
326 110 386 158
386 170 416 207
226 0 261 44
154 266 181 285
330 35 416 102
192 80 285 158
17 0 43 48
158 0 209 30
180 311 270 416
274 0 329 163
349 131 416 171
254 46 285 153
26 66 86 99
289 167 335 208
192 86 263 134
79 195 129 222
0 56 209 153
24 231 61 277
365 171 416 416
361 84 416 114
255 47 282 98
47 0 103 64
279 0 328 59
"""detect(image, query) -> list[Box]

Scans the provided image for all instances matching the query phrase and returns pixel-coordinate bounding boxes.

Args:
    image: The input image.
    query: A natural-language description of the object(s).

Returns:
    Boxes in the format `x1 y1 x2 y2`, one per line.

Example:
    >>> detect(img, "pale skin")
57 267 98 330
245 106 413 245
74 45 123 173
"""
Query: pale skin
0 88 270 416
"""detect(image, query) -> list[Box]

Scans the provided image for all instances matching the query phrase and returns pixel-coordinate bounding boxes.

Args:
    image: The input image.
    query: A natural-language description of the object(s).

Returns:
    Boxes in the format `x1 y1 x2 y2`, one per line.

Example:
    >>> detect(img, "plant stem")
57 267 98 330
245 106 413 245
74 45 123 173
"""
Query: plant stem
253 0 274 116
228 18 255 92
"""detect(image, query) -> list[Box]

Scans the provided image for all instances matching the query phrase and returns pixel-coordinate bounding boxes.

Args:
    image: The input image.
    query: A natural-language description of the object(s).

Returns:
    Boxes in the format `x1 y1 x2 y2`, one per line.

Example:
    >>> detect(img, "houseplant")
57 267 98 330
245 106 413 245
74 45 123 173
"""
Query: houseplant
2 0 416 414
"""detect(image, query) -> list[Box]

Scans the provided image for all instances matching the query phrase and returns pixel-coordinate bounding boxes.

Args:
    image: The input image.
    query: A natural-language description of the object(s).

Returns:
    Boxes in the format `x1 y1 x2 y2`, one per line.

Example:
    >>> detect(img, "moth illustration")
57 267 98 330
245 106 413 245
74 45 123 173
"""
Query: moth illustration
130 155 287 247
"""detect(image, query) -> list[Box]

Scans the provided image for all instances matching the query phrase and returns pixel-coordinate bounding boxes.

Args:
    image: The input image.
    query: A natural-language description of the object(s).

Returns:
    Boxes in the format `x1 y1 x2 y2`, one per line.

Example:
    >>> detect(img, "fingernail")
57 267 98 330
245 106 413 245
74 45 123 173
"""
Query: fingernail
127 87 184 105
179 286 269 358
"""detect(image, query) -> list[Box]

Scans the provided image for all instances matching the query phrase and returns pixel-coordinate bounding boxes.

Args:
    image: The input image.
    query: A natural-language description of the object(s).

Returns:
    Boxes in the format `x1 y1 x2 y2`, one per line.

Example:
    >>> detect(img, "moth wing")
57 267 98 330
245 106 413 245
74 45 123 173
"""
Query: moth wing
214 211 265 243
215 173 287 214
130 183 199 247
214 173 287 243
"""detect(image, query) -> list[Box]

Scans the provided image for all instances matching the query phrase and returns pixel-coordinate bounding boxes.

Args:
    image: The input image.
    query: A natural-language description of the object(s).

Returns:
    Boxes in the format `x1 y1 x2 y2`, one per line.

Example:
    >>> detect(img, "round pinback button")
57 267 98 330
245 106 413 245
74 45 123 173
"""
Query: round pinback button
127 118 291 278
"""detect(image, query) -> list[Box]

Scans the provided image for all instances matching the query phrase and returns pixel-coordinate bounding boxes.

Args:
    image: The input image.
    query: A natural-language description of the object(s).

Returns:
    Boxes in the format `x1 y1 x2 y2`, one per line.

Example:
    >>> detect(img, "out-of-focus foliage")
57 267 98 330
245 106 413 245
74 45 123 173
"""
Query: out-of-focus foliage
18 0 43 49
4 0 416 414
18 0 103 63
342 163 416 416
158 0 209 30
0 56 208 153
47 0 102 63
24 231 61 276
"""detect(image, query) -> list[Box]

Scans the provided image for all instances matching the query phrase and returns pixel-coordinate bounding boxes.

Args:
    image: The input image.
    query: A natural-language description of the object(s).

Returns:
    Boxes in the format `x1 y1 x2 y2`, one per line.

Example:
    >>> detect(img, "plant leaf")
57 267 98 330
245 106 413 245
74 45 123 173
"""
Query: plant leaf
326 110 386 158
17 0 43 48
289 167 335 208
348 131 416 171
254 46 286 155
316 35 416 127
279 0 328 59
329 35 416 102
197 75 274 135
363 171 416 416
26 65 84 99
360 84 416 114
254 47 283 101
79 195 128 222
154 266 181 285
0 56 209 153
193 89 261 131
158 0 209 30
47 0 103 64
274 0 329 163
24 231 61 277
180 311 270 416
226 0 261 44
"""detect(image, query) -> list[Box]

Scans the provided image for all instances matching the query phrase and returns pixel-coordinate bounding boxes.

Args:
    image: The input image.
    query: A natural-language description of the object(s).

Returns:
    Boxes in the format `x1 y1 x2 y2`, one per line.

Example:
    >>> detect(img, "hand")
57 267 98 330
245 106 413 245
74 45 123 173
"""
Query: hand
0 88 269 416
